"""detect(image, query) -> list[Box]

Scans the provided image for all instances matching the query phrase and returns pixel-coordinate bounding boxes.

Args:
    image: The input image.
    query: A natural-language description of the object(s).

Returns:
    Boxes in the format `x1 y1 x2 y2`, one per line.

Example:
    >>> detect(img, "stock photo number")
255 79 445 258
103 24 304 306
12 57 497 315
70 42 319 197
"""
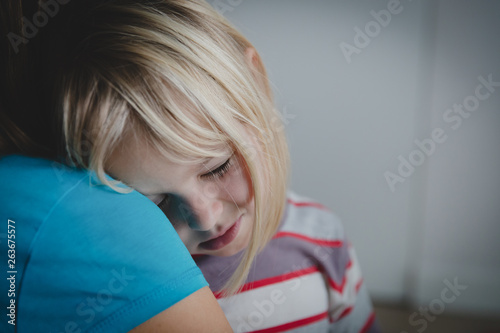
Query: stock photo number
6 219 16 326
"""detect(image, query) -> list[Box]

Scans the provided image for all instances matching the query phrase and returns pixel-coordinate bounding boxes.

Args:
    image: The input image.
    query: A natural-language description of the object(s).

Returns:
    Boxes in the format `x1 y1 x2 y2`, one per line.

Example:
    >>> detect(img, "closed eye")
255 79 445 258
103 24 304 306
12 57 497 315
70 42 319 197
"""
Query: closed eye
201 156 232 180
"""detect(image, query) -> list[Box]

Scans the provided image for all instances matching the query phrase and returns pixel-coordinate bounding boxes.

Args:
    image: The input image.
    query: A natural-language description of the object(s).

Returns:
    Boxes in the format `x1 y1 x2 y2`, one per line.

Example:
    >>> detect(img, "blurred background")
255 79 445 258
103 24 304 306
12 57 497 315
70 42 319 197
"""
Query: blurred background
220 0 500 332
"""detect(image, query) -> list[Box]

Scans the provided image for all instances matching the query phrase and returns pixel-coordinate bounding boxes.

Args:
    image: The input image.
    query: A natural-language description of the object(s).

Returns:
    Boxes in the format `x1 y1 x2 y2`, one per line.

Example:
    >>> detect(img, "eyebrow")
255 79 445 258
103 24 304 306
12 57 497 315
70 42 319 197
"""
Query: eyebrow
140 149 234 197
199 146 234 170
199 156 226 175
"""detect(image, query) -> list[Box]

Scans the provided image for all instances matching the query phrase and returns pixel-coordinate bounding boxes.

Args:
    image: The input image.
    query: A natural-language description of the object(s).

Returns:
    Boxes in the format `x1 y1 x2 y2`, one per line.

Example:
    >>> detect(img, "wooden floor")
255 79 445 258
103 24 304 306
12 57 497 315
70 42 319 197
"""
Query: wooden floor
374 304 500 333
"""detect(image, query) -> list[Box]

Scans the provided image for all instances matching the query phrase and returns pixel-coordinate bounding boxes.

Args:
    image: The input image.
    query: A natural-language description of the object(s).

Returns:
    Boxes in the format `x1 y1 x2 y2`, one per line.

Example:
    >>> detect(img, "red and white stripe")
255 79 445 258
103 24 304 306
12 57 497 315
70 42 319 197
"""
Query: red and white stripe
218 267 329 332
328 246 363 322
217 248 364 332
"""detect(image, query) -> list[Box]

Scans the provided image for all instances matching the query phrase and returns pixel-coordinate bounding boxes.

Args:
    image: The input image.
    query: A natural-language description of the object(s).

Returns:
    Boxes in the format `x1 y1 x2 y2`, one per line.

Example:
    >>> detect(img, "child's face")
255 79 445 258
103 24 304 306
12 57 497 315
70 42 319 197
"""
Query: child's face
107 131 256 257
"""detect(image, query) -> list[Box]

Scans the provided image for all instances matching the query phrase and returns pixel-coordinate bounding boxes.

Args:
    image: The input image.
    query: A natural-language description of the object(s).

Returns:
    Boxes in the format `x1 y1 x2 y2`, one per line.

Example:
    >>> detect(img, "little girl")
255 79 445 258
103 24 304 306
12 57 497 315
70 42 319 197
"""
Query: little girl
102 1 380 332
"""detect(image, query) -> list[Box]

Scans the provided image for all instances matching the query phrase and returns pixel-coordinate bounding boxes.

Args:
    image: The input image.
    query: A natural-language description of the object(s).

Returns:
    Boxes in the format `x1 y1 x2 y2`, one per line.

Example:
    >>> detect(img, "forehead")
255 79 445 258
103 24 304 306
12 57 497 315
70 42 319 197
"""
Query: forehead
106 132 232 195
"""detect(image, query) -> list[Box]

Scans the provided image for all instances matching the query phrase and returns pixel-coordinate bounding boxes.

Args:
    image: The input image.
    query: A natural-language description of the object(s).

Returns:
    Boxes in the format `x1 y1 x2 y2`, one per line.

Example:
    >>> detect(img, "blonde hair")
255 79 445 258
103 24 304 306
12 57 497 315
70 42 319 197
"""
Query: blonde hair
20 0 290 295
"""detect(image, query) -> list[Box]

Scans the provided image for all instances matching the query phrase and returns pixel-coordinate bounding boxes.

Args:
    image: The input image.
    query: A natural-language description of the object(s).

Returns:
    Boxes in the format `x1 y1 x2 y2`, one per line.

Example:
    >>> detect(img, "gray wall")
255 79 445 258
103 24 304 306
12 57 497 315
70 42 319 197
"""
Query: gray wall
220 0 500 316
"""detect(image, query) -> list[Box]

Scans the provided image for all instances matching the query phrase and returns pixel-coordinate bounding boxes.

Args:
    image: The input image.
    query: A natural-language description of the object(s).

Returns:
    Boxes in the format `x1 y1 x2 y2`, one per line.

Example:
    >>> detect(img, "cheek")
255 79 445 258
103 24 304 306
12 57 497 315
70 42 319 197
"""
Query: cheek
221 161 253 205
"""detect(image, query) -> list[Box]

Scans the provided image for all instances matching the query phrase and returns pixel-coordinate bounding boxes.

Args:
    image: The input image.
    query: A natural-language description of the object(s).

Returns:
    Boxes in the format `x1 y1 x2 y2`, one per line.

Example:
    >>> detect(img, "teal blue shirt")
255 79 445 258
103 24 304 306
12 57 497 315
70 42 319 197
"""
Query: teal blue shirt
0 155 208 332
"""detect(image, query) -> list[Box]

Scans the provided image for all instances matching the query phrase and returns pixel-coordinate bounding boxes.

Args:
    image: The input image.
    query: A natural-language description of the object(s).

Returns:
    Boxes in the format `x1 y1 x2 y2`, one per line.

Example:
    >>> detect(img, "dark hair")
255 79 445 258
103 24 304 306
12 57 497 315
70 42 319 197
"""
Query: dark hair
0 0 81 158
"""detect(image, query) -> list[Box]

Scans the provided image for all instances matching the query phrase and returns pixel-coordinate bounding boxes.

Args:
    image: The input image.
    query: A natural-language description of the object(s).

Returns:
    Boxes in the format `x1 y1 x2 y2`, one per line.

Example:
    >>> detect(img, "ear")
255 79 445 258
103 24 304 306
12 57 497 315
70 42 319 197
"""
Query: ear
244 47 271 97
244 47 260 72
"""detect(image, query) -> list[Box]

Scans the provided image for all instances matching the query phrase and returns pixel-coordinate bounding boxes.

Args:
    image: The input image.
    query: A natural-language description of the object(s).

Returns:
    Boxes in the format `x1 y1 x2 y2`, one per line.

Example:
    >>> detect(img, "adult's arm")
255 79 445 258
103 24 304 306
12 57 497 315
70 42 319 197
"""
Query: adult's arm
130 286 232 332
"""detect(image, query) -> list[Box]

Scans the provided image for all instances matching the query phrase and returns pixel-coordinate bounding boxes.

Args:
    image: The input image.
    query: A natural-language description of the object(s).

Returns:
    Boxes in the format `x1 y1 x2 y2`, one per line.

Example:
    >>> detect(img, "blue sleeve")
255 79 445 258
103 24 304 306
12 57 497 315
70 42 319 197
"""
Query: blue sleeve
0 157 208 333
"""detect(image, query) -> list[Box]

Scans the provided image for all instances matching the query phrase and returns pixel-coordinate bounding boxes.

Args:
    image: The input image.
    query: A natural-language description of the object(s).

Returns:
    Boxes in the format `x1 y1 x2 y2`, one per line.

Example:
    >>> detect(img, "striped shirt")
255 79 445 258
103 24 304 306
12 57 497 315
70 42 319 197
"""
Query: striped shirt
195 192 380 333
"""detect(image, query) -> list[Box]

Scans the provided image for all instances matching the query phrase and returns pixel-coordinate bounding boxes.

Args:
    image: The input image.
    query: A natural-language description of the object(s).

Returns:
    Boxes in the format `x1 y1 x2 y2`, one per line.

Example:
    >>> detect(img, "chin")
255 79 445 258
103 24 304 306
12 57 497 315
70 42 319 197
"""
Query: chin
218 246 245 257
210 238 248 257
201 231 250 257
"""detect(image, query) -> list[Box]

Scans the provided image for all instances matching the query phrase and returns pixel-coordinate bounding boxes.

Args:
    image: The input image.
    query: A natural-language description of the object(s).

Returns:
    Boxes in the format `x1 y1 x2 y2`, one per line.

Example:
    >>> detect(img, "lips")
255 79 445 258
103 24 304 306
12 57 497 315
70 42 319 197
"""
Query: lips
199 216 242 251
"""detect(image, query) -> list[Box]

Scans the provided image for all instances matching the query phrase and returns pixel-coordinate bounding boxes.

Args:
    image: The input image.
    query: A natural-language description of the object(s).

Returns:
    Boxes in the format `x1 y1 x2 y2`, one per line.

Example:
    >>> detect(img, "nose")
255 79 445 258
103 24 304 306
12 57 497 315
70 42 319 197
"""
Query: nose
185 186 223 231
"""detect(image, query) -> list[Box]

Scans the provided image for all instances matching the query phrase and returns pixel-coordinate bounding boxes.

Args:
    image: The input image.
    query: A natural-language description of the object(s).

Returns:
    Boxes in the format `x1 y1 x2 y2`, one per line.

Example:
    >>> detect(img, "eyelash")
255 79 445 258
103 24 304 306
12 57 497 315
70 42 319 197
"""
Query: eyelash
201 156 232 180
155 156 233 211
